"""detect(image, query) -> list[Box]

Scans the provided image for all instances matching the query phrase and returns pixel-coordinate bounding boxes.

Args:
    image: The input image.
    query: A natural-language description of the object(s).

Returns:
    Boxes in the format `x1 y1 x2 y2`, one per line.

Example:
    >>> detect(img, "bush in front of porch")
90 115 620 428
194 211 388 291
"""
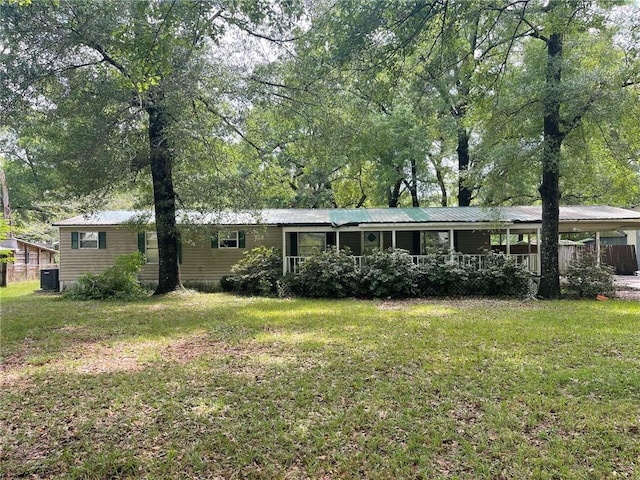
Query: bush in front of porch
226 247 536 299
359 249 417 298
292 247 359 298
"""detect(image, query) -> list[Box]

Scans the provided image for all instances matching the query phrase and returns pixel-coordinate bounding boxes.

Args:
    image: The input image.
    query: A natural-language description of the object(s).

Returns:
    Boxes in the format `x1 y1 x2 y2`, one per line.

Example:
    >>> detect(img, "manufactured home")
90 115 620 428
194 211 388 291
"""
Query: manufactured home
54 206 640 291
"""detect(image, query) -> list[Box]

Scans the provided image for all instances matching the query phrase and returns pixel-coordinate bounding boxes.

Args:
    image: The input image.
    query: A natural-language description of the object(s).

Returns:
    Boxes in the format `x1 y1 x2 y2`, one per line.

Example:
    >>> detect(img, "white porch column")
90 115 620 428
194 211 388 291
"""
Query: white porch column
536 227 541 274
506 228 511 256
282 229 287 275
595 231 601 265
336 230 340 251
392 230 397 249
449 229 455 261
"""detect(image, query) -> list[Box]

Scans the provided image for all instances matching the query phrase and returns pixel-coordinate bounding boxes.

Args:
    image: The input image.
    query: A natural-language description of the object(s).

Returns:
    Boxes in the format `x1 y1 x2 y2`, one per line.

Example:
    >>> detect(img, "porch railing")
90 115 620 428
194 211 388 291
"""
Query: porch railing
285 253 539 275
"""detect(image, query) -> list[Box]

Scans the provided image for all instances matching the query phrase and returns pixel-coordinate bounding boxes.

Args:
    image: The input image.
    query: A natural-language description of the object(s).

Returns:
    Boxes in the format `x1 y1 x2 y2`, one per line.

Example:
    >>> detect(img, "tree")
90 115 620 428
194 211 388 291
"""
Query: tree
486 0 640 298
295 1 527 207
1 0 300 294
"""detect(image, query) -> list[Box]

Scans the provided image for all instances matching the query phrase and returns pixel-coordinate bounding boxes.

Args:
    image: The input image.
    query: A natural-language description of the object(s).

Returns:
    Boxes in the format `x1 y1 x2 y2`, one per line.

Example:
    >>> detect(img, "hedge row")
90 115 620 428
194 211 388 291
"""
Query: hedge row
222 247 537 299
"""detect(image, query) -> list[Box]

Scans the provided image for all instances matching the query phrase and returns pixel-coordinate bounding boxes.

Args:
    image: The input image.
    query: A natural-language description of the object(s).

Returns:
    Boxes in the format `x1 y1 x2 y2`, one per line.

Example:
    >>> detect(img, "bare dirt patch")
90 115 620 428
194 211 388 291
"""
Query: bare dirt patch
161 334 245 364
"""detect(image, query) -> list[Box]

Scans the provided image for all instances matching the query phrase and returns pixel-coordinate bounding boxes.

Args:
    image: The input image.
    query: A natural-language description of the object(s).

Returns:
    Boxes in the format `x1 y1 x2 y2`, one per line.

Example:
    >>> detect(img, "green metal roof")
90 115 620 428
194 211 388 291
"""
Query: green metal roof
329 209 372 225
54 206 640 228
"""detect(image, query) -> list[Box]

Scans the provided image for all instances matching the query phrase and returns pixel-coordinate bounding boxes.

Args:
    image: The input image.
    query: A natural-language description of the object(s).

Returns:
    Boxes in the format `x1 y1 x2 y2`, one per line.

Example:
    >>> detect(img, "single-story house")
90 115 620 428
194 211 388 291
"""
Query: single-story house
53 206 640 291
0 238 58 282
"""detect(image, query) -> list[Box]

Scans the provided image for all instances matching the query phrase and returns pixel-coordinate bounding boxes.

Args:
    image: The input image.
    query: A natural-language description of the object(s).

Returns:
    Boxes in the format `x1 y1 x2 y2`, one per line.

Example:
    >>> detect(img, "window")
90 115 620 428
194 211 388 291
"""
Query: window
220 231 239 248
71 231 106 249
79 232 98 249
212 231 245 249
145 232 159 264
363 231 381 255
298 232 326 256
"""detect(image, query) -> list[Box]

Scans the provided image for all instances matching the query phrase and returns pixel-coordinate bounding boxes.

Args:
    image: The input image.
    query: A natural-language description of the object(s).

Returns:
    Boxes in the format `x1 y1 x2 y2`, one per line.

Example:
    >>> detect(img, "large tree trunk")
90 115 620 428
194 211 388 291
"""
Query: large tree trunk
388 178 402 208
408 158 419 207
537 32 563 299
147 93 181 295
0 169 11 226
456 126 472 207
434 163 448 207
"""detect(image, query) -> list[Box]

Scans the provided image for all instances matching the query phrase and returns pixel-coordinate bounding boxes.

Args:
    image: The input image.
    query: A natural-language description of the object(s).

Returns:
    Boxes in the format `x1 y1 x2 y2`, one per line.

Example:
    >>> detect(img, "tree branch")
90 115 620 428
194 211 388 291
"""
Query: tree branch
197 96 264 155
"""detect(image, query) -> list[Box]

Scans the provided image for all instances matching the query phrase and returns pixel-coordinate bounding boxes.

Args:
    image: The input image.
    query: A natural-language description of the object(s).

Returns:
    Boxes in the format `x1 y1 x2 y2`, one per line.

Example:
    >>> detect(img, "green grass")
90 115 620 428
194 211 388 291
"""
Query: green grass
2 281 640 479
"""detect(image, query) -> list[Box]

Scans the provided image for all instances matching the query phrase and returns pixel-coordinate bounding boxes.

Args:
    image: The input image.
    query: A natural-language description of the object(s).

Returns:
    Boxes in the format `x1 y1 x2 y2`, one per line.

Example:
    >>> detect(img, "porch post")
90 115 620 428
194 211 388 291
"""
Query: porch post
282 229 287 275
506 228 511 257
336 230 340 251
449 229 455 262
392 230 397 249
536 227 541 274
595 231 601 265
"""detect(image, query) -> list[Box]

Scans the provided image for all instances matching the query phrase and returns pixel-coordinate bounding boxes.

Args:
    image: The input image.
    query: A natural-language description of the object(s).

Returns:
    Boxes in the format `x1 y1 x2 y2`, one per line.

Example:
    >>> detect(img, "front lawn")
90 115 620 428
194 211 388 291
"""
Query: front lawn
2 281 639 479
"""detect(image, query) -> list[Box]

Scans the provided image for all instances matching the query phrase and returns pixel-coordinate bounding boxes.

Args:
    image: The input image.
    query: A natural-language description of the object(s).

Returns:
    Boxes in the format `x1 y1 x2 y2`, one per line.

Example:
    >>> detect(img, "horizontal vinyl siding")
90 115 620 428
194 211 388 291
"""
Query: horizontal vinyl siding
60 226 284 284
181 226 282 281
59 226 138 282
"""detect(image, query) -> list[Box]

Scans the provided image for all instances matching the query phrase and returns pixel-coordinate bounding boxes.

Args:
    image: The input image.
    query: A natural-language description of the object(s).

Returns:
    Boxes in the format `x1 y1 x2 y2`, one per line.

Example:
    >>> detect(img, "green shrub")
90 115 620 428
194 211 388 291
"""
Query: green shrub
64 252 148 300
415 252 534 298
359 249 417 298
472 252 535 298
564 252 616 298
225 246 282 296
294 247 359 298
415 255 474 296
220 275 235 292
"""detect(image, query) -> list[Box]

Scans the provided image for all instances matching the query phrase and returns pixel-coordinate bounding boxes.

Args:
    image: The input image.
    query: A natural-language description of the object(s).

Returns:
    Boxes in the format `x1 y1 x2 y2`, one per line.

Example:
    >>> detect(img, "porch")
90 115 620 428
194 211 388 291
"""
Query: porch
281 226 542 275
285 252 539 275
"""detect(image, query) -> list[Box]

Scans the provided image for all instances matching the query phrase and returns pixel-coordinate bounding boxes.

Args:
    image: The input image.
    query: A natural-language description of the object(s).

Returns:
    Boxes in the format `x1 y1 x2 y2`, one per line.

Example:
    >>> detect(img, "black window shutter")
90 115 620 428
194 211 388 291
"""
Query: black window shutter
71 232 79 249
289 232 298 256
138 232 146 254
98 232 107 249
238 231 246 248
211 233 218 248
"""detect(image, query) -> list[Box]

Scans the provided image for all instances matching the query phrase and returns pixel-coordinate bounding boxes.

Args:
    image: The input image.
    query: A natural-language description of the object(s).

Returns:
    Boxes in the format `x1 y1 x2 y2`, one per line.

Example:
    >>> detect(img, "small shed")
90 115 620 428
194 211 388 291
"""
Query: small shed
0 238 58 282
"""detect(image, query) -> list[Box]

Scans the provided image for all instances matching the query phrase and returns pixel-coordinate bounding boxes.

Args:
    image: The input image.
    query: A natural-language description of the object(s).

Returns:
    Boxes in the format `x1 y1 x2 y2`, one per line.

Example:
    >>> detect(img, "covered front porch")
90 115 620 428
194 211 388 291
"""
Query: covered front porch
281 224 542 275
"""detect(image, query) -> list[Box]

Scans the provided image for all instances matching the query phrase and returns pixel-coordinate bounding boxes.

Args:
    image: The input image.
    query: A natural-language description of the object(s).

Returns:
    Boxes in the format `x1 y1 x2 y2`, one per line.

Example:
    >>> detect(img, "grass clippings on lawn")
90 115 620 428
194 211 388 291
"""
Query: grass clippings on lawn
1 281 639 479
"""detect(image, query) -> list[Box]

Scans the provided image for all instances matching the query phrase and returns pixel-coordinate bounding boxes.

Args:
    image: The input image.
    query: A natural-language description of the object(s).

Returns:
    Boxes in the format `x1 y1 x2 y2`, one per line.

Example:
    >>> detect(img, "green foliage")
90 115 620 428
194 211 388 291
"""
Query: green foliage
224 246 282 296
293 247 359 298
0 218 15 264
359 248 417 299
415 252 534 298
64 252 148 301
471 253 535 298
415 255 474 297
564 252 616 299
